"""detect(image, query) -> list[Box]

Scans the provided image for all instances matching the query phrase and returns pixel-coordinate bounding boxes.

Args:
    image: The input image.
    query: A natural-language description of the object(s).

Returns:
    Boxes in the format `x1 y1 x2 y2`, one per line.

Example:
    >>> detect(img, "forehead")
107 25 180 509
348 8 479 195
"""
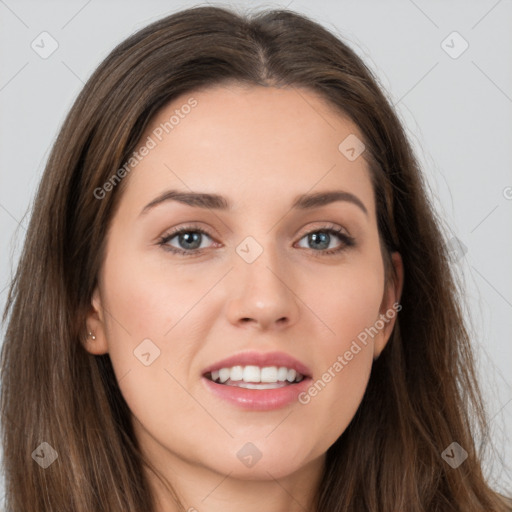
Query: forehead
119 84 374 216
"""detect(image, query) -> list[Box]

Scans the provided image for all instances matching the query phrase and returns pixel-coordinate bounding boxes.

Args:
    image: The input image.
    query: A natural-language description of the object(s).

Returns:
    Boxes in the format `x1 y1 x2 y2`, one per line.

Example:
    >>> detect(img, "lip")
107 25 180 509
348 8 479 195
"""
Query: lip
201 350 312 378
202 375 312 411
201 350 313 411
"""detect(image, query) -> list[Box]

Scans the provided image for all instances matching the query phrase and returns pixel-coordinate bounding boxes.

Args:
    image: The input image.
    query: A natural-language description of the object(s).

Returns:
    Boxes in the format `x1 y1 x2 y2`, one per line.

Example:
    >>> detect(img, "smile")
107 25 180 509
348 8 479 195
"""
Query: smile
206 365 305 389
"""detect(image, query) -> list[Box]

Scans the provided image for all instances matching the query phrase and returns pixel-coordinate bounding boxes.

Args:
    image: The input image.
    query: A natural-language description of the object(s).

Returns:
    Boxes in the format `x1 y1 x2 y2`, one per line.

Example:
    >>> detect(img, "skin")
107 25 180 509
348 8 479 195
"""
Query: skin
85 83 403 512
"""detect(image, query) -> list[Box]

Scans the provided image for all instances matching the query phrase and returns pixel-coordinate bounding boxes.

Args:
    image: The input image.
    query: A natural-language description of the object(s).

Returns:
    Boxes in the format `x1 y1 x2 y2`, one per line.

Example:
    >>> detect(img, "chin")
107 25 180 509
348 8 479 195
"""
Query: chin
200 436 320 481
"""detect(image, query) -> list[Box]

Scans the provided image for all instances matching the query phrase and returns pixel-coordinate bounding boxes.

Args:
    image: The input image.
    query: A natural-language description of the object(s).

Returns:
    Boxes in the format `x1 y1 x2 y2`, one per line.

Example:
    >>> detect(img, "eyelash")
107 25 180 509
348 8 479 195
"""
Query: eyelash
157 223 356 258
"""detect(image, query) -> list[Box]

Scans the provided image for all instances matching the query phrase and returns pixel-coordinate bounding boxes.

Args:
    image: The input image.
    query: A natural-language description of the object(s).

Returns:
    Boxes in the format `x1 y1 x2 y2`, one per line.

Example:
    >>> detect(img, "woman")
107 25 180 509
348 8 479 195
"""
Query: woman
1 5 510 511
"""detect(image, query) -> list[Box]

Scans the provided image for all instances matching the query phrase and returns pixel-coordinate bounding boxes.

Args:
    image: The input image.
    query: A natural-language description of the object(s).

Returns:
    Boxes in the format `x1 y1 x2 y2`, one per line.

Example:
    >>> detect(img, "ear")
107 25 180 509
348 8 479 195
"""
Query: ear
83 286 109 355
373 251 404 359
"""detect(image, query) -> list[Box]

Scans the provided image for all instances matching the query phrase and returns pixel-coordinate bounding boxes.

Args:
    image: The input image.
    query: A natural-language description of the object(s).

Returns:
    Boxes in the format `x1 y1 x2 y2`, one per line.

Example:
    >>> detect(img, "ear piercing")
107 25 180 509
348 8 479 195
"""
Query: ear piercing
88 331 96 340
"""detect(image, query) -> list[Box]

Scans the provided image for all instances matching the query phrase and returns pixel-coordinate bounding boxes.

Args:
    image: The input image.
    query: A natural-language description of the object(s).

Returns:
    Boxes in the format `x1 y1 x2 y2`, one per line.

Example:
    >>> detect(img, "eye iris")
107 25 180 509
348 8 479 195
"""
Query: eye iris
179 232 202 250
309 232 330 250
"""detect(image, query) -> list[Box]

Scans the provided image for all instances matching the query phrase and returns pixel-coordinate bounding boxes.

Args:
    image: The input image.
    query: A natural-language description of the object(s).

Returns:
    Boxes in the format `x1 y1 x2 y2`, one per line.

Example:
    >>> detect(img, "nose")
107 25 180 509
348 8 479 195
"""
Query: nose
224 245 300 331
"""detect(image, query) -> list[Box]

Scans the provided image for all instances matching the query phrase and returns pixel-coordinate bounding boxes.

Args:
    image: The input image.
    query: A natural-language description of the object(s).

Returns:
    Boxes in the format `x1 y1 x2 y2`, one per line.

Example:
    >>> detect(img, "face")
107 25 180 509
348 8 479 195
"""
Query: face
85 84 403 485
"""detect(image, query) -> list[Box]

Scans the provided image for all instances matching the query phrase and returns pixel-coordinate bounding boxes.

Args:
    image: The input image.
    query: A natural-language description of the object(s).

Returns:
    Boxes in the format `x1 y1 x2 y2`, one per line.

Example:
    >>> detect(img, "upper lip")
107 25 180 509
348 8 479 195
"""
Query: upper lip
202 350 312 378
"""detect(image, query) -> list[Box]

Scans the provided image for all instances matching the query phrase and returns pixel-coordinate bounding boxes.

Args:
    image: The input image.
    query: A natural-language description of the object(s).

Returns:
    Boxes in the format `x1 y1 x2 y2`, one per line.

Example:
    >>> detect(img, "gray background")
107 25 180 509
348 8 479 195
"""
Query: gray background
1 0 511 503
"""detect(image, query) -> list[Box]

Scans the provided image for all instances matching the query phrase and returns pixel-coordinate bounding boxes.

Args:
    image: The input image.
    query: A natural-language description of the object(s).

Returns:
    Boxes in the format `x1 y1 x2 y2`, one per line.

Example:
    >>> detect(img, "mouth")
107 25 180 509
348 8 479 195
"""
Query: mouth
201 350 312 410
204 365 306 390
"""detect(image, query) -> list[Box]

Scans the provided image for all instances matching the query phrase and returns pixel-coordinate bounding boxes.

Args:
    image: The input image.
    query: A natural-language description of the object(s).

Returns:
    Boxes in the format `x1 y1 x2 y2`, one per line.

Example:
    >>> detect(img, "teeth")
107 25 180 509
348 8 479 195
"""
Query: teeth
218 368 230 383
207 365 304 384
234 382 289 390
277 367 288 381
260 366 278 382
230 365 244 381
243 365 260 382
286 369 297 382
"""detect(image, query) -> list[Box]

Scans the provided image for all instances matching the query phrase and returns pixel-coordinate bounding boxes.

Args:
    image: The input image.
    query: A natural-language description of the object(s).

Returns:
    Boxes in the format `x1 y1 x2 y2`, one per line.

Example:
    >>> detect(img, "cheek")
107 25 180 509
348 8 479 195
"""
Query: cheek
295 252 384 444
99 242 212 402
101 240 210 339
305 251 384 345
99 250 205 443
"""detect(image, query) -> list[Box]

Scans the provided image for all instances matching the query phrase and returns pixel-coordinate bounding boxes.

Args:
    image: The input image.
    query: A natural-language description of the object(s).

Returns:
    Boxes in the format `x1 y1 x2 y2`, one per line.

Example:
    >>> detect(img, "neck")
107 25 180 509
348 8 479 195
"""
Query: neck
143 446 325 512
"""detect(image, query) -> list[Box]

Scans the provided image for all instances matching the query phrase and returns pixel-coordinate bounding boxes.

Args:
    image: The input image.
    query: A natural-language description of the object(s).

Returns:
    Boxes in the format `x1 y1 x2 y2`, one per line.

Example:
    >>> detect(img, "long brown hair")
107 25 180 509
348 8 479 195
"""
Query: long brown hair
1 5 510 511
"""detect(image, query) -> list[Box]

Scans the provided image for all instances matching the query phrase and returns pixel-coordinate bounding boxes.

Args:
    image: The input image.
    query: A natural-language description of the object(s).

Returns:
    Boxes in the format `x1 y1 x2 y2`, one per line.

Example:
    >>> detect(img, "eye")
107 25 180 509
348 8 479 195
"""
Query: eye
157 223 356 257
296 225 355 255
157 225 216 255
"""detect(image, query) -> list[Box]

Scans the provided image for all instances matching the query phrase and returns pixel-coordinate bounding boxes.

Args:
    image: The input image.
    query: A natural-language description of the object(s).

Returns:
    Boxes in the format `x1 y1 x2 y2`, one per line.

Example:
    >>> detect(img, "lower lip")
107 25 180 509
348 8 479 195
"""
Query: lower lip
202 376 312 411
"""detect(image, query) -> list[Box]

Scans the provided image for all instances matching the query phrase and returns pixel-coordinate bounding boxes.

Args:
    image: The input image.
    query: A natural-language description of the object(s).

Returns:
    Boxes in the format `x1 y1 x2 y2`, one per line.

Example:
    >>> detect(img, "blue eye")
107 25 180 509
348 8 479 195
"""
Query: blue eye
158 226 214 255
157 224 355 257
297 227 355 255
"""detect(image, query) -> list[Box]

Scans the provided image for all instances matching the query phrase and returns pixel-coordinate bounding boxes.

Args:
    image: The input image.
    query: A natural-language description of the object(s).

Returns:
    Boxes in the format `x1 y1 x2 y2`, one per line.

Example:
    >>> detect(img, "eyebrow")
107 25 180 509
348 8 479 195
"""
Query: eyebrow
139 189 368 216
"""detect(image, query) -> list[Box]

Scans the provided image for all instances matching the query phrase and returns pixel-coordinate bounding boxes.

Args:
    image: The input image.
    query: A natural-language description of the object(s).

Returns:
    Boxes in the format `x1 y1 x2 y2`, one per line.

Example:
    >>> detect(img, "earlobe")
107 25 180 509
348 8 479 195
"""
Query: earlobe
83 287 109 355
374 251 404 359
